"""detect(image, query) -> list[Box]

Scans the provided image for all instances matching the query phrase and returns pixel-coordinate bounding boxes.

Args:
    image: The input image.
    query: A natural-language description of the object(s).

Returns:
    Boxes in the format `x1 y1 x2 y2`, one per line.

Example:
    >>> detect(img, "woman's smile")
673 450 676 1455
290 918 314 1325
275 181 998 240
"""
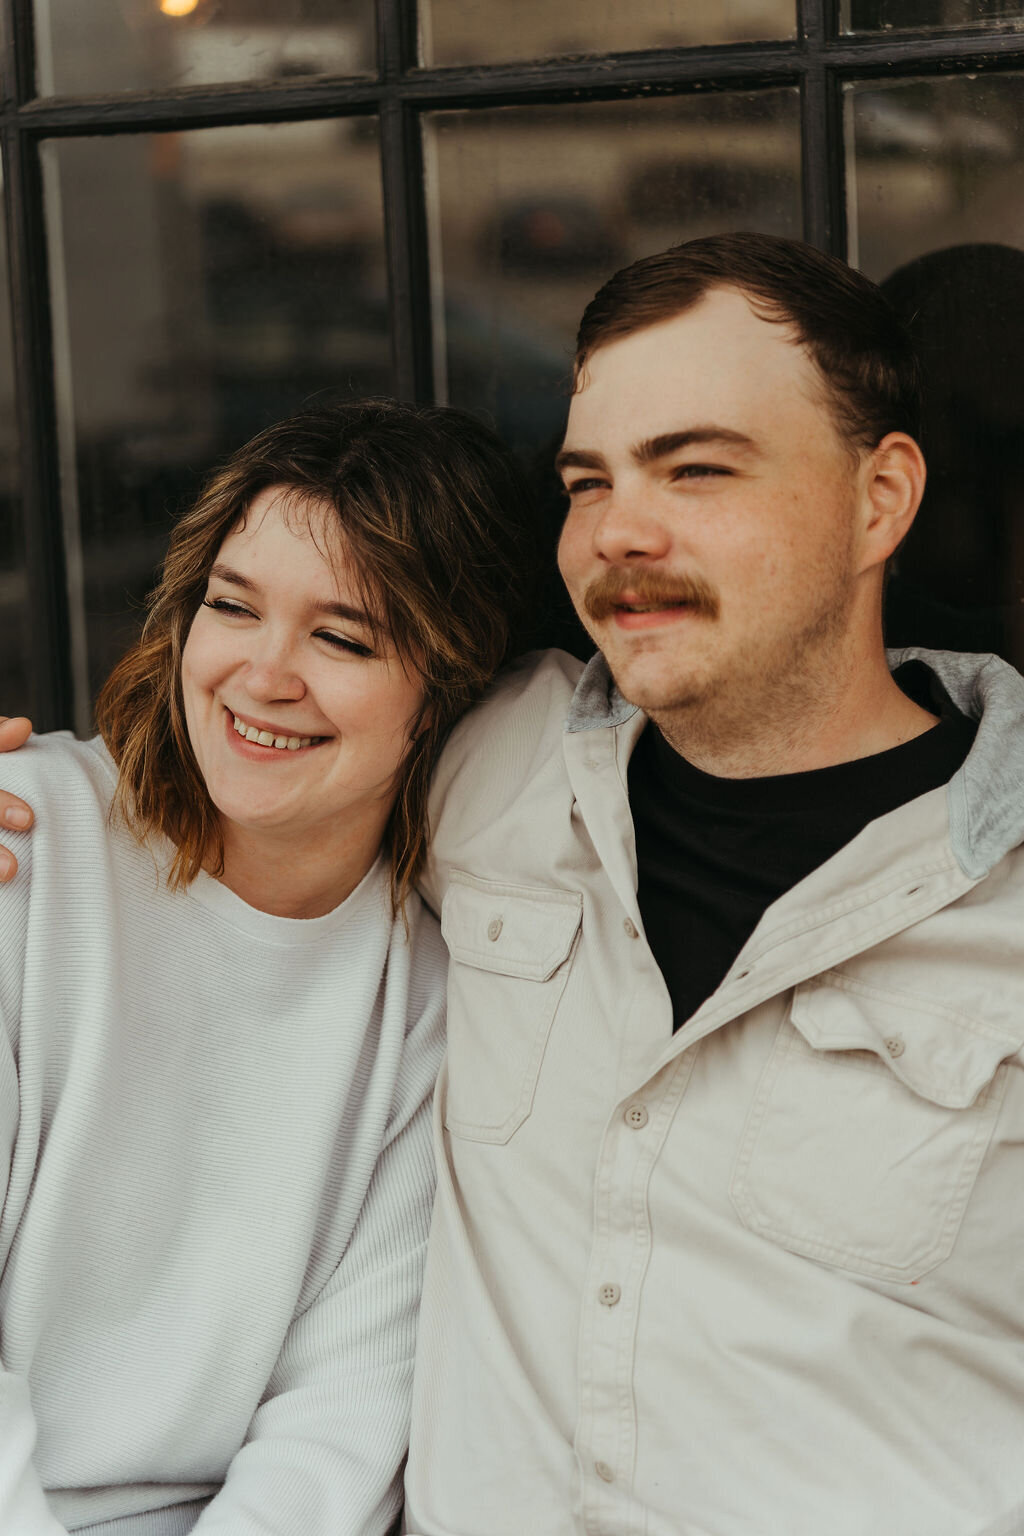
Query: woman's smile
226 707 327 754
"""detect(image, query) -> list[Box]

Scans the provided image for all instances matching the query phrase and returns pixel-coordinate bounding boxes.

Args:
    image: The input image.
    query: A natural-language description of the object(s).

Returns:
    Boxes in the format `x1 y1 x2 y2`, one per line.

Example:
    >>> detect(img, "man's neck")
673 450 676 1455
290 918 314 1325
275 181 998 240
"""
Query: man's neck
649 653 939 780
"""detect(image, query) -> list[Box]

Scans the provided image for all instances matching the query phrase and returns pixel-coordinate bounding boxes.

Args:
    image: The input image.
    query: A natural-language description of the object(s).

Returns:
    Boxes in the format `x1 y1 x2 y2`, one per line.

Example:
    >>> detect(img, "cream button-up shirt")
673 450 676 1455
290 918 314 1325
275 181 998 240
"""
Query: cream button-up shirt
406 647 1024 1536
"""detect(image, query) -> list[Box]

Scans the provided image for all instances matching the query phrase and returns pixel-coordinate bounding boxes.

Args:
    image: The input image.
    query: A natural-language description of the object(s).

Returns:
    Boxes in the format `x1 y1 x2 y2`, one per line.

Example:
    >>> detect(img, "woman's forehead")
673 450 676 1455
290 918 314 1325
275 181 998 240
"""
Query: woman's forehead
218 485 386 623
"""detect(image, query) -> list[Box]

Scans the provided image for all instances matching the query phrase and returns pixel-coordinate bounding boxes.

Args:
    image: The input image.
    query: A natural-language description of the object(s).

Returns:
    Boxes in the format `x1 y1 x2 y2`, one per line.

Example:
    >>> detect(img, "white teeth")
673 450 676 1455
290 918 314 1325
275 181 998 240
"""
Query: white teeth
232 713 320 750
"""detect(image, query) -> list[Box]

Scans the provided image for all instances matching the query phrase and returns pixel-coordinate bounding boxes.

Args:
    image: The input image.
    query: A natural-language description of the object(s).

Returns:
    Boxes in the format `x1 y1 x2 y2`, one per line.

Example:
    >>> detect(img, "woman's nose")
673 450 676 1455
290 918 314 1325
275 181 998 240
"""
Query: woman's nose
241 636 306 702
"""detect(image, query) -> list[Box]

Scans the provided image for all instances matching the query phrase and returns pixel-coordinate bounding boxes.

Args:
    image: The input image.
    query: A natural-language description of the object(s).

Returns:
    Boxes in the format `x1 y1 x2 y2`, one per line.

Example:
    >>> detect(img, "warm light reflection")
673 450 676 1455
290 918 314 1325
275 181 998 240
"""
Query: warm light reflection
159 0 199 15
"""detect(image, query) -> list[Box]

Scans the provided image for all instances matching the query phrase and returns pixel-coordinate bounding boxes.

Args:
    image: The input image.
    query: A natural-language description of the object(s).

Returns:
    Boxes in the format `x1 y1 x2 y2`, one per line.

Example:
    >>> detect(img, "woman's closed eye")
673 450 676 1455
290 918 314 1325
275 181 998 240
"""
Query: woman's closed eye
202 596 256 619
314 629 374 659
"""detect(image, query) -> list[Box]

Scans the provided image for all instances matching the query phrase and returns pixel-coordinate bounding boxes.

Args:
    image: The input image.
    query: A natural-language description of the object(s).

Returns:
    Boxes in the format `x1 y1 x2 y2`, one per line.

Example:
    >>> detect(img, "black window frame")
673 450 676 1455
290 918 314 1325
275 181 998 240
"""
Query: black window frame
2 0 1024 727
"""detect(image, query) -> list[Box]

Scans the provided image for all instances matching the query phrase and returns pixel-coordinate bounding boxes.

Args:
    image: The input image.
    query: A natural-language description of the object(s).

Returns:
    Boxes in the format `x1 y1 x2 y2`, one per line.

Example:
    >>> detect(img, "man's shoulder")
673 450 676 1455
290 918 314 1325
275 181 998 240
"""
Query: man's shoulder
434 648 584 791
422 650 585 911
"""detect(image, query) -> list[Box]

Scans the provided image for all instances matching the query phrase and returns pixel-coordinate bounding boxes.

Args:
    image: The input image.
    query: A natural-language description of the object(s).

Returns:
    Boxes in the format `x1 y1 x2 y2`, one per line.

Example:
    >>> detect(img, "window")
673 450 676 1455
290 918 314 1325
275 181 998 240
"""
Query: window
4 0 1024 726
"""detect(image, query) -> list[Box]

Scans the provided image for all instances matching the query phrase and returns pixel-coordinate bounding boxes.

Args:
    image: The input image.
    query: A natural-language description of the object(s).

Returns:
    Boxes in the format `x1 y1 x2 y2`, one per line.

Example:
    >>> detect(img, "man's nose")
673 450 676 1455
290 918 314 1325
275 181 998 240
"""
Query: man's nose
590 485 672 565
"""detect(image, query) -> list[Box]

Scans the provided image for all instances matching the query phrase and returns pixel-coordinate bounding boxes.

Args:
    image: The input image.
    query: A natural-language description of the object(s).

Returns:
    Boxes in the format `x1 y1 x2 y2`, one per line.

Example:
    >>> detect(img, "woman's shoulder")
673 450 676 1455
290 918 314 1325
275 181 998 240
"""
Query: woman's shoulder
3 731 116 808
2 734 120 890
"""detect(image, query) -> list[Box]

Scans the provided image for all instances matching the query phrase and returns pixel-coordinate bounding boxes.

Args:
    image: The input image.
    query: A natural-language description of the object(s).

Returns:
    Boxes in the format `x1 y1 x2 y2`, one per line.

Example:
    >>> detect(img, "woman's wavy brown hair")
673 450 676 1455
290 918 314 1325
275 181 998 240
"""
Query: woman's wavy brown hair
95 400 536 910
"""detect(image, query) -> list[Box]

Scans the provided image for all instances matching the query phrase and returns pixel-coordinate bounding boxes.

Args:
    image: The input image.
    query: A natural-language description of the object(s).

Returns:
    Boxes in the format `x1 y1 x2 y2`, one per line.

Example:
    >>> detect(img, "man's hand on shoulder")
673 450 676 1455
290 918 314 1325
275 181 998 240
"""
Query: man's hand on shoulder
0 718 34 882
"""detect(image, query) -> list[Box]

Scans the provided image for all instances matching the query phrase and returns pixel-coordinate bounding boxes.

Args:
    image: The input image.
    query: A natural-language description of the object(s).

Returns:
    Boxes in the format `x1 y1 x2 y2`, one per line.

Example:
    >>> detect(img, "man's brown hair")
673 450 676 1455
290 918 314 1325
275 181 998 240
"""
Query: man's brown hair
95 399 535 909
574 230 921 451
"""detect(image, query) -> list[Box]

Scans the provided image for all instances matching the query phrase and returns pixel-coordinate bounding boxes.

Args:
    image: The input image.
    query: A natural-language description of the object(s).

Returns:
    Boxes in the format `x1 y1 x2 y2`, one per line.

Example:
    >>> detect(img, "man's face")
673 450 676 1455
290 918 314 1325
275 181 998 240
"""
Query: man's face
556 287 868 730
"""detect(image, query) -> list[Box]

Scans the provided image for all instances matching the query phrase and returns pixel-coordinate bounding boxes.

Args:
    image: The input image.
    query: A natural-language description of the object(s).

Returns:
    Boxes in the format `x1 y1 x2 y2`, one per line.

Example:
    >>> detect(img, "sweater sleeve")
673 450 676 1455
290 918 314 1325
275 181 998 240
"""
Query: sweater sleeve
191 972 443 1536
0 849 70 1536
0 1377 70 1534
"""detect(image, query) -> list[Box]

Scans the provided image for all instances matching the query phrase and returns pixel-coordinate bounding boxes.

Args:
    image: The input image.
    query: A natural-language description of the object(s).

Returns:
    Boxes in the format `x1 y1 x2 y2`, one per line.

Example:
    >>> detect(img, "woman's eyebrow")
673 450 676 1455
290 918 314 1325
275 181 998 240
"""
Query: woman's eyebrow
209 562 256 590
208 563 373 626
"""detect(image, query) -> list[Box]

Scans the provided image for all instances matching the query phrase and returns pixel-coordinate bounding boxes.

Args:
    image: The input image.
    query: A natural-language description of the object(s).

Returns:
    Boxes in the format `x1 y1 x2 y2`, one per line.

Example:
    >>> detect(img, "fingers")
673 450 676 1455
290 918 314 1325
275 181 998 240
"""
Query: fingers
0 718 34 880
0 716 32 752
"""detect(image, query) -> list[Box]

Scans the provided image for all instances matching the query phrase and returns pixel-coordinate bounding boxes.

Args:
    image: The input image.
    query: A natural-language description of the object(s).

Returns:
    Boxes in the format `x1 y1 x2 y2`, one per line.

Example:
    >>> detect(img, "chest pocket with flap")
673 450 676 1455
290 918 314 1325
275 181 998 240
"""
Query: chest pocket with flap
730 971 1021 1283
441 871 582 1144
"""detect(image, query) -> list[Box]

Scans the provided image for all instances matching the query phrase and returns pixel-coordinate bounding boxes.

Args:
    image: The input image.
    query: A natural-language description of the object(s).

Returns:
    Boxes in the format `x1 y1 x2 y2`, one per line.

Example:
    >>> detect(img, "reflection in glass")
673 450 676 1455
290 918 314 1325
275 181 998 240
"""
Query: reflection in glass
842 0 1024 31
33 0 375 97
0 163 27 717
43 120 390 716
426 92 801 656
848 75 1024 668
421 0 794 67
426 92 801 463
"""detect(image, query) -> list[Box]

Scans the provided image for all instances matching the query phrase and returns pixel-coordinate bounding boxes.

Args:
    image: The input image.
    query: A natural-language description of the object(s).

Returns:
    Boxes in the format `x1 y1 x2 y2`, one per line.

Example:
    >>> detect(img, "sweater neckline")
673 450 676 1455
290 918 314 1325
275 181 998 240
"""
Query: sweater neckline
184 853 391 946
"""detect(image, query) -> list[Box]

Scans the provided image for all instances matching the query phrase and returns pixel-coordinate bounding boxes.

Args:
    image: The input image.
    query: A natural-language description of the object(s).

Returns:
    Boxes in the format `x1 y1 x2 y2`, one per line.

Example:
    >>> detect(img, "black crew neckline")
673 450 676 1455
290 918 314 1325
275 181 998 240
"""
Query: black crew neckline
644 659 976 816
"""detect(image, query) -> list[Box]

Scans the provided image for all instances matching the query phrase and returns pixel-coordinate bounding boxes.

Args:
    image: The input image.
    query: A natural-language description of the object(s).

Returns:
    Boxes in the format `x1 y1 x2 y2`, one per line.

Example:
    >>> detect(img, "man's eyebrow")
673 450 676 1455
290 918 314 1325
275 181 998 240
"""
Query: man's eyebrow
554 429 759 477
553 447 607 476
633 428 759 464
207 564 373 626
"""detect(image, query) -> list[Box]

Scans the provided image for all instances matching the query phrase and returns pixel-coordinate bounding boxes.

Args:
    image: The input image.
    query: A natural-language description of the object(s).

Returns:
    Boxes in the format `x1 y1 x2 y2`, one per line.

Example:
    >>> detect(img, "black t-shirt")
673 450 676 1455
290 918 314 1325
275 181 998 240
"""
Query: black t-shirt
627 662 977 1031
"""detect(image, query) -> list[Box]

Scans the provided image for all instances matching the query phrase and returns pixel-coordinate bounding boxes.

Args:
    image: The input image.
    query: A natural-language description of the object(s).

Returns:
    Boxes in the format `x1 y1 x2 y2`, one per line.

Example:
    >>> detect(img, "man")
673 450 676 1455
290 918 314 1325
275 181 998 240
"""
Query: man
3 234 1024 1535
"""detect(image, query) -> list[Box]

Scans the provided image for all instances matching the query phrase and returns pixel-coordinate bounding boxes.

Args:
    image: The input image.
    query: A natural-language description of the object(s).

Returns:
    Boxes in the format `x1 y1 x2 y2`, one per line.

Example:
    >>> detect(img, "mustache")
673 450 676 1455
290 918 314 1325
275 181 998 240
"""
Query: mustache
584 569 720 623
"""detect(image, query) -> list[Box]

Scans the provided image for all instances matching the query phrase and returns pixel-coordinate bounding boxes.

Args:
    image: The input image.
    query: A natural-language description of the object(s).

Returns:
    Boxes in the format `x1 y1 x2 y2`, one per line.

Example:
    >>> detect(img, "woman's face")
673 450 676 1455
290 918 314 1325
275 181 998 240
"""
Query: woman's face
181 485 425 859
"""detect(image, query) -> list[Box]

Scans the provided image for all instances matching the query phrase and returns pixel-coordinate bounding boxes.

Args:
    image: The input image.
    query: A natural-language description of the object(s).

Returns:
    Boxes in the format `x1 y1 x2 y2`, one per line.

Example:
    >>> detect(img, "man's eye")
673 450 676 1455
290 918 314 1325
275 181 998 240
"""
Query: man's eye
564 477 607 496
673 464 731 480
316 630 374 658
203 597 254 618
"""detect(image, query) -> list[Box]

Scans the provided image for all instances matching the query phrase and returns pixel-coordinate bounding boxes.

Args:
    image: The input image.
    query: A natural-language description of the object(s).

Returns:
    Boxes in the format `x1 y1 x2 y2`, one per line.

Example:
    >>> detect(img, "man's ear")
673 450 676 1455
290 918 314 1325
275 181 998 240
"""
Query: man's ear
857 432 927 573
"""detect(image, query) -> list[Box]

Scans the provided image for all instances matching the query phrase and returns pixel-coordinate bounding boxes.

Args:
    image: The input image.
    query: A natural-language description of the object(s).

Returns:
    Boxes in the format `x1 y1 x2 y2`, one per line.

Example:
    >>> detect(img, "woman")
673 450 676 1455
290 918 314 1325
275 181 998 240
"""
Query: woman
0 400 533 1535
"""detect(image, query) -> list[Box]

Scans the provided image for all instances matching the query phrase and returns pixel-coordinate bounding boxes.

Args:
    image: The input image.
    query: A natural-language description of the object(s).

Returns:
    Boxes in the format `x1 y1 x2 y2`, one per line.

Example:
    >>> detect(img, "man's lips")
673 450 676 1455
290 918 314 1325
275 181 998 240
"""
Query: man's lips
611 600 704 631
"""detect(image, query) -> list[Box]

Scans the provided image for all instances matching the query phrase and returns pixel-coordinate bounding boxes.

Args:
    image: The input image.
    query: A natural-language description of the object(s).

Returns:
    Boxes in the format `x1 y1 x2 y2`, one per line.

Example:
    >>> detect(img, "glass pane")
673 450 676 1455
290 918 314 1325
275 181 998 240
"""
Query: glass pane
848 74 1024 668
842 0 1024 31
34 0 375 97
426 91 801 464
426 91 801 658
422 0 795 66
43 121 390 720
0 162 28 718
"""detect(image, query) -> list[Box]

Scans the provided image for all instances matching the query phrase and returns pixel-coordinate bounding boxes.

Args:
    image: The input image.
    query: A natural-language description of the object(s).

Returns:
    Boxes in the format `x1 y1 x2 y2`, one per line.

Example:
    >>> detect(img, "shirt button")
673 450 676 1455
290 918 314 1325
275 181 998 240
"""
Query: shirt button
884 1036 905 1058
598 1282 621 1307
486 918 503 942
595 1460 614 1483
624 1102 649 1129
623 918 638 939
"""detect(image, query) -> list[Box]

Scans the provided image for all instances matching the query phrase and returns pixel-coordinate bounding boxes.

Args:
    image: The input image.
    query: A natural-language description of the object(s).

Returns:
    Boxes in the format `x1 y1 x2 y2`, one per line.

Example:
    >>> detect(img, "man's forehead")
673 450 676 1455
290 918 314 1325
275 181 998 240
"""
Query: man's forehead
565 288 823 447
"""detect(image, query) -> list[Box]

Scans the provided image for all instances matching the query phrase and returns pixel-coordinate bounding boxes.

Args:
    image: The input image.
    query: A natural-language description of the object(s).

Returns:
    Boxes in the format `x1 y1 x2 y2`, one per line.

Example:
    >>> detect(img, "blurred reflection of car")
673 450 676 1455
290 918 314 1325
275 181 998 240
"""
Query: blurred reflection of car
854 91 1015 159
480 195 624 275
625 157 792 225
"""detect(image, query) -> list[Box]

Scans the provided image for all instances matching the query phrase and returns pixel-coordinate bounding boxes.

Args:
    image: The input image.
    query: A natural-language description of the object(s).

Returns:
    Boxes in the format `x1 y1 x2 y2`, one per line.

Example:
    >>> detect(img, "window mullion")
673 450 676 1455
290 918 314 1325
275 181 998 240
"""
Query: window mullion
378 0 433 402
799 0 847 256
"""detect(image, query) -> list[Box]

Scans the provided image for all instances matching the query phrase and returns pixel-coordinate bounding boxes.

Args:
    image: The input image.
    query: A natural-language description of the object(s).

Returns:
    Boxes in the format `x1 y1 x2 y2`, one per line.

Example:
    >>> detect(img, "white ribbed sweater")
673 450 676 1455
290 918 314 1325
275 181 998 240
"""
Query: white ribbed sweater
0 734 446 1535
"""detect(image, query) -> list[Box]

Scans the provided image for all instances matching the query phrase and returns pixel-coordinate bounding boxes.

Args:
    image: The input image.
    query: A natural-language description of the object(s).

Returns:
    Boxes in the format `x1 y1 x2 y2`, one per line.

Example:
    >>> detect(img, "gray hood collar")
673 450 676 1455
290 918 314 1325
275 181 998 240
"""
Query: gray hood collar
565 645 1024 879
564 652 638 734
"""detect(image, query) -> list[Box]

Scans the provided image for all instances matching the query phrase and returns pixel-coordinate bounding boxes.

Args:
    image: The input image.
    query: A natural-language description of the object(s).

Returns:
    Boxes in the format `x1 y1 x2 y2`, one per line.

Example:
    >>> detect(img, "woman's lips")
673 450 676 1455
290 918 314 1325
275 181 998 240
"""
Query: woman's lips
224 707 327 754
